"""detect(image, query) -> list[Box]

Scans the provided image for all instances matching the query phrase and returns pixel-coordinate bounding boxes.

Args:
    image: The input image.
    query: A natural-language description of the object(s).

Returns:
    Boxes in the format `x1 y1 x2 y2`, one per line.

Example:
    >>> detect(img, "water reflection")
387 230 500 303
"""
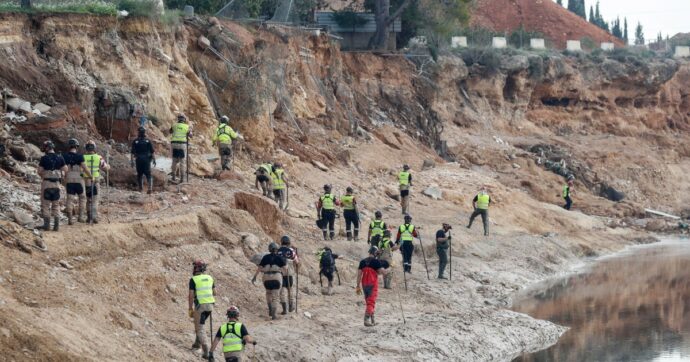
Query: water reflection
512 242 690 362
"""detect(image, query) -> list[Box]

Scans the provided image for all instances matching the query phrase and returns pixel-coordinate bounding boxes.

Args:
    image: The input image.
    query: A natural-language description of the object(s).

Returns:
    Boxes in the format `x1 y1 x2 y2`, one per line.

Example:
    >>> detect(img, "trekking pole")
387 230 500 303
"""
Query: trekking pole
105 141 111 224
418 234 430 280
185 138 190 183
209 311 213 351
449 230 452 281
285 183 290 211
394 277 406 324
89 157 95 226
295 269 299 313
336 267 341 286
402 262 408 292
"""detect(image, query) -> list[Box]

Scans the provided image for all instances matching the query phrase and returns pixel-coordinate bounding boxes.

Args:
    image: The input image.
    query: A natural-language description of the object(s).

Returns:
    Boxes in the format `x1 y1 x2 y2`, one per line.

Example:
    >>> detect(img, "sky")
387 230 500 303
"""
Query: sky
559 0 690 43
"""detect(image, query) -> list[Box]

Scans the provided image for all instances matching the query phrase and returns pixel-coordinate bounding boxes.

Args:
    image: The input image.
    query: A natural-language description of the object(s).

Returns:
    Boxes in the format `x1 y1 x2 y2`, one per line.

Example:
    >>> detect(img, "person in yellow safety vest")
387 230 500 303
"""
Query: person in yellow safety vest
62 138 91 225
398 164 412 215
271 163 289 210
395 214 418 273
170 114 192 183
377 229 398 289
467 186 491 236
212 116 238 171
340 186 360 241
316 184 340 240
563 178 574 210
209 306 255 362
37 141 67 231
188 259 216 359
83 141 110 224
254 161 273 198
368 210 388 247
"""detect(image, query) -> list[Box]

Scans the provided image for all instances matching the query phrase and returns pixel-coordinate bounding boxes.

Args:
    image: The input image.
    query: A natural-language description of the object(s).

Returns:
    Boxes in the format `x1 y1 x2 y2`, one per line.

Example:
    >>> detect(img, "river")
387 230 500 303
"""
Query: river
512 239 690 362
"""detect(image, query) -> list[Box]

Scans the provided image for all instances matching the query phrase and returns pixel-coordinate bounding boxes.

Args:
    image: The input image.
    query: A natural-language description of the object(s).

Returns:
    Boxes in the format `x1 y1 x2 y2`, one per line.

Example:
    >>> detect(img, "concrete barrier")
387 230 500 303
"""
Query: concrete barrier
492 37 507 49
530 38 545 49
451 36 467 48
601 42 614 51
566 40 582 51
675 46 690 58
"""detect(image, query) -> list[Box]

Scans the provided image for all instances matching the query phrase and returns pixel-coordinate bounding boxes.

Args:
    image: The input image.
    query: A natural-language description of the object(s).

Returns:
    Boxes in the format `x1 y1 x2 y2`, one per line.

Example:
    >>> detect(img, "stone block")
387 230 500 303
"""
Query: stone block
451 36 467 48
675 46 690 58
530 38 545 49
492 37 507 49
566 40 582 51
600 42 614 51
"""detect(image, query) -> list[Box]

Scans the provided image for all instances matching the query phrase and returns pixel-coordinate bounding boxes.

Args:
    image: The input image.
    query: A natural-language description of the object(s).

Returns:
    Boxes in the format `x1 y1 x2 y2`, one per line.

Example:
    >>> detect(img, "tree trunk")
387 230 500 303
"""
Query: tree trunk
370 0 413 50
20 0 31 8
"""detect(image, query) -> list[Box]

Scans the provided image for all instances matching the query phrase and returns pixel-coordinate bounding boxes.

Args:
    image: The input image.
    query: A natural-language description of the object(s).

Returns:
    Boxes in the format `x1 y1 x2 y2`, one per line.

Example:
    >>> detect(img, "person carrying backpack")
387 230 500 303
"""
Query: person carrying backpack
356 246 389 326
317 246 339 295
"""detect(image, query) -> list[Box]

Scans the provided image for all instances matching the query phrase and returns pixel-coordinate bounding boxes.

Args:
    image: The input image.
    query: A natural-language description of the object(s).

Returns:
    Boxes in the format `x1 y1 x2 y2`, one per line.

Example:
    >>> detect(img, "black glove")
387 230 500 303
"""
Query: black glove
253 341 257 345
207 352 214 361
130 160 135 168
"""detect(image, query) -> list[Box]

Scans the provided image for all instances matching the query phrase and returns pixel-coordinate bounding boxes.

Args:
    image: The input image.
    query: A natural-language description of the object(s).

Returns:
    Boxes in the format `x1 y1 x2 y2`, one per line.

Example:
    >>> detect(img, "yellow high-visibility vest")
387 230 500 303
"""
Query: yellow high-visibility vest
399 224 415 242
83 154 101 179
171 123 190 143
192 274 215 305
476 193 490 210
220 322 243 353
398 171 410 186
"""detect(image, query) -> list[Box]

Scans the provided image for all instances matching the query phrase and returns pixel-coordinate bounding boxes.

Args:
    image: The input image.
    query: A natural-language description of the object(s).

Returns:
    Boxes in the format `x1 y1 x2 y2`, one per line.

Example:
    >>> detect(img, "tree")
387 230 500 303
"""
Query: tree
567 0 586 19
369 0 414 50
556 0 562 5
623 17 628 44
20 0 31 8
611 17 622 39
634 22 644 45
588 6 594 23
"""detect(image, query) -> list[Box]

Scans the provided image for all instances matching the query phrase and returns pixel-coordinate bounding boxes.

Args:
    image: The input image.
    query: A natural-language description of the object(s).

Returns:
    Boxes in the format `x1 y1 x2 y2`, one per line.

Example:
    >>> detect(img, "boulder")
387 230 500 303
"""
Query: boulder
108 155 167 191
12 209 34 226
198 36 211 50
311 160 329 172
645 219 667 232
33 103 51 114
234 191 284 239
422 159 436 170
240 233 261 252
217 170 244 181
599 183 625 202
385 187 400 201
422 186 443 200
6 98 32 113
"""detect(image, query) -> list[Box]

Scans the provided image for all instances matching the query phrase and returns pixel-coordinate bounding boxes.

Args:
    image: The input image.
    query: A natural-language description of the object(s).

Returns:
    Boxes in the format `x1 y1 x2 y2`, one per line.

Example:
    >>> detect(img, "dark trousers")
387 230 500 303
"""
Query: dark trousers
343 209 359 240
136 157 152 192
437 246 448 277
468 208 489 236
401 241 414 272
321 209 336 240
564 196 572 210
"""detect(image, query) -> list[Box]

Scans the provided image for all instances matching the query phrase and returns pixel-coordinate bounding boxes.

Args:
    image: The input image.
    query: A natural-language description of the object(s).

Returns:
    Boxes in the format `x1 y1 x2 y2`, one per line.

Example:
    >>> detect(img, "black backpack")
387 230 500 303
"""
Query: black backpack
320 249 335 271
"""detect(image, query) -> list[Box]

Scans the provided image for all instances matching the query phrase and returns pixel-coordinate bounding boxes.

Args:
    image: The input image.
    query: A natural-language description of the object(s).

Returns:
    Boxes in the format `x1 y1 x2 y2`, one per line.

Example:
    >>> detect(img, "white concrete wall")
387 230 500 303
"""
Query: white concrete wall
451 36 467 48
566 40 582 51
492 37 507 49
530 38 545 49
601 42 614 51
675 46 690 58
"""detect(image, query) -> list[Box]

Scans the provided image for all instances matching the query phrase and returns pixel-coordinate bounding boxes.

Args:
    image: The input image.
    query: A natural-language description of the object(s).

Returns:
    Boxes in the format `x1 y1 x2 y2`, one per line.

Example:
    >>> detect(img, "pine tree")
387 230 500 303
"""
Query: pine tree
634 22 644 45
557 0 562 5
567 0 586 19
589 6 595 23
594 1 600 22
611 17 622 39
656 32 663 43
623 17 629 44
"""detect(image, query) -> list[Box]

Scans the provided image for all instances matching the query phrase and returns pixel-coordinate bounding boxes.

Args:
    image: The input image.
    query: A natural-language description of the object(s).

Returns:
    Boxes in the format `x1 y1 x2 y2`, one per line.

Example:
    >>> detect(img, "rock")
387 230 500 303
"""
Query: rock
422 186 443 200
250 252 267 266
217 170 244 181
304 312 312 319
512 163 520 169
422 159 436 170
286 208 310 219
9 142 41 162
207 24 223 37
12 209 33 226
6 98 32 113
311 160 329 172
234 191 284 239
33 103 51 113
208 16 221 26
58 260 74 270
0 327 10 338
198 36 211 50
645 219 667 232
385 187 400 201
240 233 261 251
599 183 625 202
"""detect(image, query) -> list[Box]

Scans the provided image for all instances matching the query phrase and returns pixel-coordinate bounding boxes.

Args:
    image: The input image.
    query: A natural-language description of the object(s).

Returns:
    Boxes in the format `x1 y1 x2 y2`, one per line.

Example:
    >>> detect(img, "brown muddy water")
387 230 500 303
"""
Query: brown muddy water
512 240 690 362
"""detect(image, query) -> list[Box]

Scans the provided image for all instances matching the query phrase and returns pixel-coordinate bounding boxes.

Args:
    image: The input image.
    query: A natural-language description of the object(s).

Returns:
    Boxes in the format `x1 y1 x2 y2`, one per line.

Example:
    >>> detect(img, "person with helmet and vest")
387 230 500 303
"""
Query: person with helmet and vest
398 164 412 215
254 161 273 198
467 186 491 236
62 139 91 225
212 115 239 171
436 223 452 279
271 163 289 210
396 214 418 273
563 177 574 210
188 259 216 358
317 246 339 295
209 306 255 362
377 229 398 289
83 141 110 224
130 127 156 194
356 246 389 327
340 186 360 241
277 235 300 314
38 141 67 231
170 113 192 183
368 210 388 247
252 242 287 320
316 184 340 240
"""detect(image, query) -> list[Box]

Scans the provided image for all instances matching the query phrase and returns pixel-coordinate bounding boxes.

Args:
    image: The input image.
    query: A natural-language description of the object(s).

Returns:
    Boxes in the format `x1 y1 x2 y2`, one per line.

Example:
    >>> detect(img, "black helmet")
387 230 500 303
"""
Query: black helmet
43 140 55 151
138 127 146 136
403 164 410 170
227 305 240 318
274 162 283 169
68 138 80 148
323 246 332 252
346 186 353 193
280 235 290 245
85 141 96 152
324 184 331 192
220 115 229 124
368 246 378 255
375 210 382 218
404 214 412 222
177 113 187 122
192 259 207 273
268 242 279 252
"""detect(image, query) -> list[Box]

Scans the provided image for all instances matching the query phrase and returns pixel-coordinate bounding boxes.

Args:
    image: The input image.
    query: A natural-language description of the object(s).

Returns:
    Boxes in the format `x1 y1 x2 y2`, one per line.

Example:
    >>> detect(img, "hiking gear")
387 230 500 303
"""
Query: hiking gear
220 322 243 353
171 122 189 143
370 314 376 326
419 233 430 280
562 185 570 198
399 223 415 242
402 262 408 291
177 114 187 122
226 306 240 318
269 304 276 320
208 312 213 357
185 138 190 183
476 193 490 210
84 154 101 179
341 194 355 210
404 214 412 223
364 315 372 327
193 259 207 273
281 302 287 315
85 141 96 152
398 171 410 186
403 164 410 170
192 337 201 349
43 140 55 151
369 220 385 240
295 266 299 312
268 242 279 252
319 248 335 271
192 274 215 304
320 193 336 210
220 115 229 124
323 184 331 192
271 168 286 190
52 216 59 231
40 217 50 231
346 186 353 193
68 138 79 148
280 235 290 245
336 268 341 285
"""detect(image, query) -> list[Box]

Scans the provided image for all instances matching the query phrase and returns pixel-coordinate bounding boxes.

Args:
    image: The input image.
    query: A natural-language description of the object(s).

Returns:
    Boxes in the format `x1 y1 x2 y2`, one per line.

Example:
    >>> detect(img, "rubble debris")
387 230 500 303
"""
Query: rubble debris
644 209 680 220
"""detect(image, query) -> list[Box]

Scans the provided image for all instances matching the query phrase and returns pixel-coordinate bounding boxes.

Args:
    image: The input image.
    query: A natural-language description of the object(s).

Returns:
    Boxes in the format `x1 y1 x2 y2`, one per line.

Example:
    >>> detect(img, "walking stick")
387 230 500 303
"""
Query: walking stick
208 311 213 354
185 138 190 183
402 261 408 292
418 233 430 280
335 266 341 286
105 142 110 224
449 230 452 281
294 247 299 313
89 157 95 226
394 277 406 324
284 183 290 211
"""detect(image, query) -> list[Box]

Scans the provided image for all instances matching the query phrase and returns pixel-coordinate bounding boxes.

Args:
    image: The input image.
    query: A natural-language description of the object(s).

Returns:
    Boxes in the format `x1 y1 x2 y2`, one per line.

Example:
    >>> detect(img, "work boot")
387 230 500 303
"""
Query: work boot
438 275 447 280
364 315 372 327
191 336 200 349
52 217 59 231
40 217 51 231
281 302 287 315
370 314 376 326
329 232 335 240
67 216 73 226
289 301 295 313
326 286 333 295
322 231 328 240
201 344 209 358
354 230 359 241
346 232 352 241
